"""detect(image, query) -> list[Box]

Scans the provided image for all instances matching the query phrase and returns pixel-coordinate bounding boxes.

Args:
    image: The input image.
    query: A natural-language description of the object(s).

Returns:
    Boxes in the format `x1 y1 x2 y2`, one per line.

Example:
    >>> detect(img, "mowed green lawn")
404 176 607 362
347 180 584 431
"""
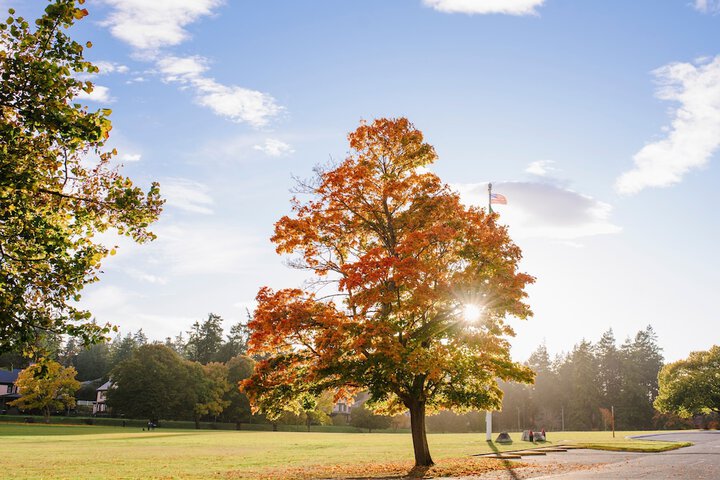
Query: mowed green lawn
0 424 688 479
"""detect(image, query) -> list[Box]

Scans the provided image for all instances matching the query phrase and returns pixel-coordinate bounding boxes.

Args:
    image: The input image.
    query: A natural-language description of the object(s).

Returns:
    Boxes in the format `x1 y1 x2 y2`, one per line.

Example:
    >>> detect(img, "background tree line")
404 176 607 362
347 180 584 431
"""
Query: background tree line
492 326 691 432
1 321 700 431
1 313 336 427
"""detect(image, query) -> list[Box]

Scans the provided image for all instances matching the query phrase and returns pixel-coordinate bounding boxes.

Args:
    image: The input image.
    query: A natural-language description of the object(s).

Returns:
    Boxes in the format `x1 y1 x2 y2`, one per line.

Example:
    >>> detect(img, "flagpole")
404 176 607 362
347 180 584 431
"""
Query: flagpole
488 182 493 214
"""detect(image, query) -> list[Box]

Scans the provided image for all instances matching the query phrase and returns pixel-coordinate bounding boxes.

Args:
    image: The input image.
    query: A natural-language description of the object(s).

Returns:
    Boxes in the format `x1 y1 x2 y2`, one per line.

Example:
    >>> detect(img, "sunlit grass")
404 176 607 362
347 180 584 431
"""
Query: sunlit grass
0 424 690 479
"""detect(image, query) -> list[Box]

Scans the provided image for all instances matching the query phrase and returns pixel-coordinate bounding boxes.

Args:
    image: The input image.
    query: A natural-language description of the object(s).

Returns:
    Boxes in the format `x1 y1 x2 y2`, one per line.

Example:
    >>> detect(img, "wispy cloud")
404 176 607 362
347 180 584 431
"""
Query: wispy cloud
100 2 283 127
161 178 214 215
123 268 167 285
120 153 142 163
80 285 132 313
616 56 720 195
94 61 129 75
75 85 113 103
455 181 621 240
151 223 263 276
253 138 295 157
156 55 283 127
101 0 223 52
693 0 720 14
423 0 546 15
525 160 557 177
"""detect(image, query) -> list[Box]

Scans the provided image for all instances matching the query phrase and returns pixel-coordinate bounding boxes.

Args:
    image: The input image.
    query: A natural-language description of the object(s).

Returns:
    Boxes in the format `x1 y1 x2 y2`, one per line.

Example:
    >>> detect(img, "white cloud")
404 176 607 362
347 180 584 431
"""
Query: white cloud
120 153 142 163
525 160 556 176
156 55 207 80
253 139 295 157
75 85 113 103
80 285 131 313
94 61 129 75
423 0 546 15
455 181 621 240
100 3 284 127
151 223 262 276
123 268 167 285
232 300 257 312
616 56 720 195
694 0 720 14
156 55 283 127
101 0 223 51
161 178 214 215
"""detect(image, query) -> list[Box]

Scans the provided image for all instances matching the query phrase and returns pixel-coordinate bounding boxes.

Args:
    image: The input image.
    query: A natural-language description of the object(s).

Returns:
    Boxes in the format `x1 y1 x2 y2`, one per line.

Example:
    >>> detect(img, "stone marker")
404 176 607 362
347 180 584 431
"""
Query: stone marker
495 432 512 444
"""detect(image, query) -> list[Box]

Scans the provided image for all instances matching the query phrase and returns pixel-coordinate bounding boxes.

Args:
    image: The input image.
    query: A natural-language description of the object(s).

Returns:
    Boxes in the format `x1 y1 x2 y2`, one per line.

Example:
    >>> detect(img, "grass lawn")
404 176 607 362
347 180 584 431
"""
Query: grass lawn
0 424 689 479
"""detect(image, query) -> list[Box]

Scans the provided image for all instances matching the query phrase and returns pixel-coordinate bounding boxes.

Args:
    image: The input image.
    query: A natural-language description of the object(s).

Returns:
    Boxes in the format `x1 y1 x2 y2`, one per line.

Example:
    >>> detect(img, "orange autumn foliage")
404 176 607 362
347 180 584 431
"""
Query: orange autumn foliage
242 118 535 466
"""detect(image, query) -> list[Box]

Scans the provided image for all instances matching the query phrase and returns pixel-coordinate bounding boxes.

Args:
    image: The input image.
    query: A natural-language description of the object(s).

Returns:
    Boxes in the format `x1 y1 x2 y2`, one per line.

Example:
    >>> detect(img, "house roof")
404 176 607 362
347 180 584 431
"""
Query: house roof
0 369 21 385
97 380 113 391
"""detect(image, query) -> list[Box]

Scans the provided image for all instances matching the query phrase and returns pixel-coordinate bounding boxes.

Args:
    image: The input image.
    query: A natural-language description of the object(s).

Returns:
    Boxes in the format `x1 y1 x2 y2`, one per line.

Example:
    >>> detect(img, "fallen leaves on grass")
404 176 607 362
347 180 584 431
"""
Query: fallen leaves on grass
224 457 529 479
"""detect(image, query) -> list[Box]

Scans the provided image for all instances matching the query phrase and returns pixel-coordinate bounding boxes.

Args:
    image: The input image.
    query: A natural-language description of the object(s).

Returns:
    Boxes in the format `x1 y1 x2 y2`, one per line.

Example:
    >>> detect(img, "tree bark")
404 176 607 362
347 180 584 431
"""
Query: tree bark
408 400 434 466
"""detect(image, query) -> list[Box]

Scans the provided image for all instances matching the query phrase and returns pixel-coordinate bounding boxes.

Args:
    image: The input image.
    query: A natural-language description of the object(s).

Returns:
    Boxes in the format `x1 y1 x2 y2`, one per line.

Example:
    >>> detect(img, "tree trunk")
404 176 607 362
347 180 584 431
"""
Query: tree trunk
408 400 434 467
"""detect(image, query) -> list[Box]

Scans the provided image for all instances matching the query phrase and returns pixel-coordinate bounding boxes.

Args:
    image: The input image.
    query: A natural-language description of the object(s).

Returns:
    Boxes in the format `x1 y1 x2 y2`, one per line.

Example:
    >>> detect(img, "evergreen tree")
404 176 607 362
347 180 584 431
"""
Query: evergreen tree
185 313 224 364
215 320 249 363
110 331 145 366
618 326 663 429
74 342 111 381
527 343 561 430
564 340 600 430
596 329 622 410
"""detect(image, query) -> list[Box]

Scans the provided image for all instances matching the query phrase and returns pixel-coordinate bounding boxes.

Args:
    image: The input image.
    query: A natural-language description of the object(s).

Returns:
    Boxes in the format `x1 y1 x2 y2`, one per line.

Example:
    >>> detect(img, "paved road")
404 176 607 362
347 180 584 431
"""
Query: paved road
464 431 720 480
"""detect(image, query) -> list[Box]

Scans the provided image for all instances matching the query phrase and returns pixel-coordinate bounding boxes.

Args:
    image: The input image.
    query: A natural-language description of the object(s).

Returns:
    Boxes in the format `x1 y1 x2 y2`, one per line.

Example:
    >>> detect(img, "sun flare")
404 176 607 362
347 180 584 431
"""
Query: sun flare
462 304 483 323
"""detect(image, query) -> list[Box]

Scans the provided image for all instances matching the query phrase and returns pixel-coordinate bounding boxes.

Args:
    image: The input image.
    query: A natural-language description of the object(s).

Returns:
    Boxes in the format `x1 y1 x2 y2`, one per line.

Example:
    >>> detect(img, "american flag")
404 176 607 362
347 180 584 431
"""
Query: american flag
490 193 507 205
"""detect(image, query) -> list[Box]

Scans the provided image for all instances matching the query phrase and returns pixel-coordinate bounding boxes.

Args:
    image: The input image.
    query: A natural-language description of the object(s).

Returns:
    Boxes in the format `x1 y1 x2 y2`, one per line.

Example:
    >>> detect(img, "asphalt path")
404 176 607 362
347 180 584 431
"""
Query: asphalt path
463 431 720 480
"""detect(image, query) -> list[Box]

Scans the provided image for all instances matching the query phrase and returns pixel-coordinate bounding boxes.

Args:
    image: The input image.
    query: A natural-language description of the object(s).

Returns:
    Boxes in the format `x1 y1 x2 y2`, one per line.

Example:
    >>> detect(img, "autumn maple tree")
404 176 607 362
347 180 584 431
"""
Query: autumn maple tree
0 1 162 355
243 118 534 466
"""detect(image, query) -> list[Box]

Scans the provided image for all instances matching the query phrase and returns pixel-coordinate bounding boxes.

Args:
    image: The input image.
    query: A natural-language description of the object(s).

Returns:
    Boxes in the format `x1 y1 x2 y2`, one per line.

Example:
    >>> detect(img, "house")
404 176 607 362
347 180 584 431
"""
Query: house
0 368 22 413
331 392 368 421
93 380 112 415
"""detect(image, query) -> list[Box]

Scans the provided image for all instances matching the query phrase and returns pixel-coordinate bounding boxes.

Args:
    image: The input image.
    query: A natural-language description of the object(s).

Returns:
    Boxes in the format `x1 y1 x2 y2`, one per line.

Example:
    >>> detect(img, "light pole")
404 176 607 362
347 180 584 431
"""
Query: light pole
486 410 492 441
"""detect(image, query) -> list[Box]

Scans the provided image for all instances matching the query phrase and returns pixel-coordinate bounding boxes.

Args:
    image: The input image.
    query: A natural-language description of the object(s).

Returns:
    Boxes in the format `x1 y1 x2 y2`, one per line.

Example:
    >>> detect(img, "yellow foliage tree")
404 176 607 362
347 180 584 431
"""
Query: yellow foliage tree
10 361 80 421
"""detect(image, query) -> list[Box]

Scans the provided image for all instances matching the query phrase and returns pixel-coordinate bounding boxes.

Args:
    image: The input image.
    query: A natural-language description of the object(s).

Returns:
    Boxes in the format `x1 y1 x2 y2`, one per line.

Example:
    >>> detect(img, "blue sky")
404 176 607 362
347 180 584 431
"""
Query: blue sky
8 0 720 361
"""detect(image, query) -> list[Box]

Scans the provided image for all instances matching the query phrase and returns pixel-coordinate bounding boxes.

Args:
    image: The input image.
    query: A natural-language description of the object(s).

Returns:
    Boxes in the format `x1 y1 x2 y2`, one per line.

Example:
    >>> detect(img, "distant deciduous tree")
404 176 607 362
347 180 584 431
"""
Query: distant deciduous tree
10 361 80 421
194 362 231 426
350 401 392 433
0 0 162 356
243 118 535 466
220 355 255 426
107 344 199 421
655 345 720 418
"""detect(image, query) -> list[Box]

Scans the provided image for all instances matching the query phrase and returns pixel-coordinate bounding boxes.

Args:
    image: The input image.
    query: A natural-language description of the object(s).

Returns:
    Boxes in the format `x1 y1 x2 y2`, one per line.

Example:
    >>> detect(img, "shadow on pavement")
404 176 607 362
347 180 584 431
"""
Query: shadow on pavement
488 440 521 480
